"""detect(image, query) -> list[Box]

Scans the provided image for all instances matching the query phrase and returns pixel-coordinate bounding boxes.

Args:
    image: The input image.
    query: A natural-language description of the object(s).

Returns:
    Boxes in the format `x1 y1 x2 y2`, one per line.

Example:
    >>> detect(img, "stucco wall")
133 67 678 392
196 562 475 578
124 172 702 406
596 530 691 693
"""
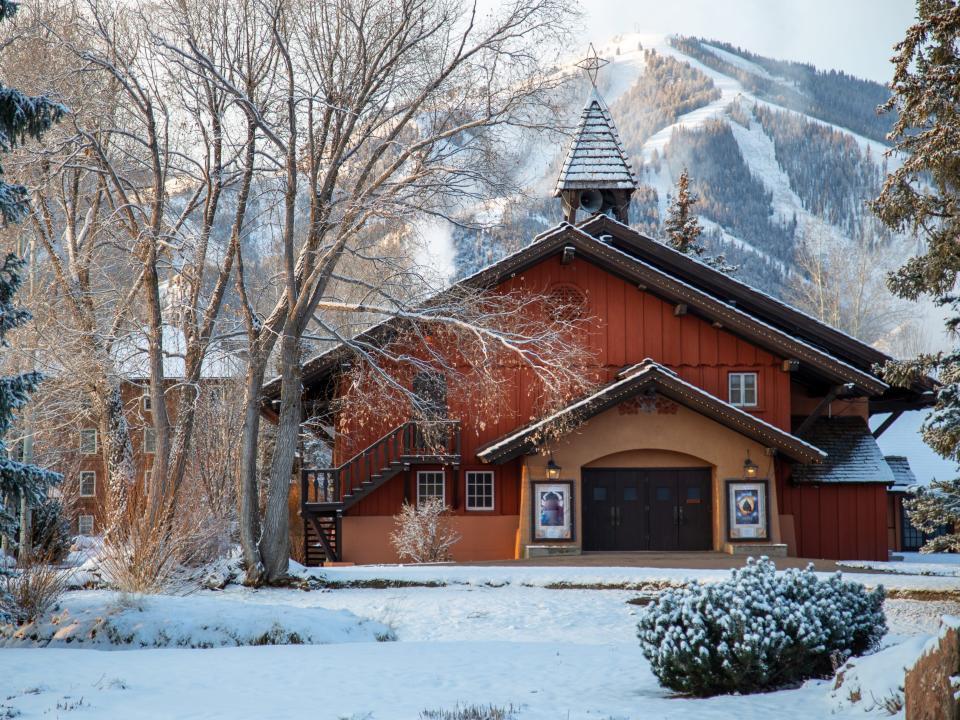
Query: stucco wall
520 401 782 552
341 514 520 564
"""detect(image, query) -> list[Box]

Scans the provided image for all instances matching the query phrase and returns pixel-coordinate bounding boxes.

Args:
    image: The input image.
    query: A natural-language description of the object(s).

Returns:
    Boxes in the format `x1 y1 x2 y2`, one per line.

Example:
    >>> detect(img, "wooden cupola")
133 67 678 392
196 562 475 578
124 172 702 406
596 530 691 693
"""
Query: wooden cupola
555 87 637 225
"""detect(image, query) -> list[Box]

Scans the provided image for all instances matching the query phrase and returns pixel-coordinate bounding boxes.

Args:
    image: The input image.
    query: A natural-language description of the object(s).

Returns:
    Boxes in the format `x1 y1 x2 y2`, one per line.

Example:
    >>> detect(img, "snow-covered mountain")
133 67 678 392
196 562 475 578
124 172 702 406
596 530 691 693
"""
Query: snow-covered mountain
452 34 920 339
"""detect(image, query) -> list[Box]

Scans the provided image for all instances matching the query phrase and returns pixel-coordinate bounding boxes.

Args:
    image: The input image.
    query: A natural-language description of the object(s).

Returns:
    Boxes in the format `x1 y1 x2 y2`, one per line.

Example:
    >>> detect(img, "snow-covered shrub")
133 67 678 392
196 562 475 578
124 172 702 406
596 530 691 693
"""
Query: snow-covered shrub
0 560 69 625
390 498 461 563
636 557 886 696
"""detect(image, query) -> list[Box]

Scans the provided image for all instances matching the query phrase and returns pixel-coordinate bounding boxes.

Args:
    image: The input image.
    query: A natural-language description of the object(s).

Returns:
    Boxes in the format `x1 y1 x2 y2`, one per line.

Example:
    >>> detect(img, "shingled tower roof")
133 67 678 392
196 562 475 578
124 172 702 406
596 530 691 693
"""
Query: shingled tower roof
554 90 637 196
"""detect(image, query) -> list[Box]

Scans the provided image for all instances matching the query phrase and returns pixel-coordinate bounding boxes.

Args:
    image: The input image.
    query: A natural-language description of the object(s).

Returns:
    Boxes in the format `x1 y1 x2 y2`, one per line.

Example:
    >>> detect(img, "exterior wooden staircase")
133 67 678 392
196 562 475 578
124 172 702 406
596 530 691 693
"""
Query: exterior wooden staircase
300 420 461 565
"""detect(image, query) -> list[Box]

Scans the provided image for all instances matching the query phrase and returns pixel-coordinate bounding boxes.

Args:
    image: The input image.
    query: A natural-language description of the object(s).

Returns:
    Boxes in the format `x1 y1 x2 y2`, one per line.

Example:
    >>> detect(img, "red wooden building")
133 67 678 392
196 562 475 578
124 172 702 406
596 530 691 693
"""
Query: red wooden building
268 92 933 565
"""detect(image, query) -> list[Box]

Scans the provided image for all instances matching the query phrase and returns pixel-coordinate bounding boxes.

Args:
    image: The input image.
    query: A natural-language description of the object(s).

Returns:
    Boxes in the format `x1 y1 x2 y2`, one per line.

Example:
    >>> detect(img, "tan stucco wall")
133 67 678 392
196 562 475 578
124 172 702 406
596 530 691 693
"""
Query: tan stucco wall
521 402 782 552
341 514 520 564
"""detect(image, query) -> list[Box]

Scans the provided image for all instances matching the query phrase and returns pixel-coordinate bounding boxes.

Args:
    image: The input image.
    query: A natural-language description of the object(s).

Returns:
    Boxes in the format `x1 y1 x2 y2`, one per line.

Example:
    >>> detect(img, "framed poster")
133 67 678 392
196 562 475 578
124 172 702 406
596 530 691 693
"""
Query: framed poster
726 479 769 541
532 480 575 541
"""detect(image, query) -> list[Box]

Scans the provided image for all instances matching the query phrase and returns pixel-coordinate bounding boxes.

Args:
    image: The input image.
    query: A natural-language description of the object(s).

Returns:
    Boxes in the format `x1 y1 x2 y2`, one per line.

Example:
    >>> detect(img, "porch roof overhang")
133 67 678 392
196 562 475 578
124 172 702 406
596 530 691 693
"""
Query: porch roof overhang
475 359 827 465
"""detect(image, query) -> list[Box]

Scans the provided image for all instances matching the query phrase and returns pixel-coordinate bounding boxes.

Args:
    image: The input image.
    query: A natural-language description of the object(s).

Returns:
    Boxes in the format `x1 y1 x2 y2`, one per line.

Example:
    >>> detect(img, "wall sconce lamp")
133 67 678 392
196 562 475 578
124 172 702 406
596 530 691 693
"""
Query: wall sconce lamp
743 452 759 480
546 456 562 480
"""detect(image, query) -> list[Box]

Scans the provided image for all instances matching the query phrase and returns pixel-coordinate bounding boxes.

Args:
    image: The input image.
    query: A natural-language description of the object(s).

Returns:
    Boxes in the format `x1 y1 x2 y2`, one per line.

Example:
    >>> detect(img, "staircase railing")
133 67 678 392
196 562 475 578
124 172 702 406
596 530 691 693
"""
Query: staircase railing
301 419 461 506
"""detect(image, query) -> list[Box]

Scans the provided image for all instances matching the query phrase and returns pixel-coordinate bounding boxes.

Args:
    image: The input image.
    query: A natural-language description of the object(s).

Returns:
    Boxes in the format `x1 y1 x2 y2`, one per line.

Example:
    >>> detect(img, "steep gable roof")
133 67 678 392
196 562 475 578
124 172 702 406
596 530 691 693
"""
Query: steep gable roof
265 222 891 400
579 214 889 373
555 91 636 195
475 359 826 464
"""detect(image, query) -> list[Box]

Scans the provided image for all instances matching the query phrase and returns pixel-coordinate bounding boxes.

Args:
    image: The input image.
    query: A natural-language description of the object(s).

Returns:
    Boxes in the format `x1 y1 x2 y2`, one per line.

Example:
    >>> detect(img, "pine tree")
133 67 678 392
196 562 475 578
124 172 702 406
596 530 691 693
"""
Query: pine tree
0 0 64 544
0 255 61 541
873 1 960 552
0 1 65 224
663 169 737 274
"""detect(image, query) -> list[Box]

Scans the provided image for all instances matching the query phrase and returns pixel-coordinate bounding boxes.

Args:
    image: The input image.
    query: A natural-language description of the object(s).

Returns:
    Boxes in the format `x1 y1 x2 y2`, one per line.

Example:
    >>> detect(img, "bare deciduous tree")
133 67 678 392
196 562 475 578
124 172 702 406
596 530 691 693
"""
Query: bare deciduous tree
788 222 914 346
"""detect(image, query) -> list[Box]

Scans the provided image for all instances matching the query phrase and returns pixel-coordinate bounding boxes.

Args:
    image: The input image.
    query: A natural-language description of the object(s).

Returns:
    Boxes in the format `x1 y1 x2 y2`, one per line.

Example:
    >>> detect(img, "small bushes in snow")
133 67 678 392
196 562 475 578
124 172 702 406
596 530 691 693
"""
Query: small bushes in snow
636 557 886 696
0 560 69 625
420 705 517 720
390 498 461 563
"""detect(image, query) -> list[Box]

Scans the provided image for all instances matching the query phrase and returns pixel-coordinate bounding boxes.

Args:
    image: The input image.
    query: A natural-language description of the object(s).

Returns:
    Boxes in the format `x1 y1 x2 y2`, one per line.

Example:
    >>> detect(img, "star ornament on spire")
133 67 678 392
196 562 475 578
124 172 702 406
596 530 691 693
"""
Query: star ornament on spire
575 43 609 88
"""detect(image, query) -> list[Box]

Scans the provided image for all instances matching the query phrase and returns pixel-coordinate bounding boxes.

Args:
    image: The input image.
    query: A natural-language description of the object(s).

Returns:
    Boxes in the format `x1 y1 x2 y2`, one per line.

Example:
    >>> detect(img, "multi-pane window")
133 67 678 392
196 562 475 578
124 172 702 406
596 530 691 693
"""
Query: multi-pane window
79 471 96 497
465 471 494 511
78 515 94 536
142 387 152 411
144 428 157 454
728 372 758 407
416 471 445 506
80 428 98 455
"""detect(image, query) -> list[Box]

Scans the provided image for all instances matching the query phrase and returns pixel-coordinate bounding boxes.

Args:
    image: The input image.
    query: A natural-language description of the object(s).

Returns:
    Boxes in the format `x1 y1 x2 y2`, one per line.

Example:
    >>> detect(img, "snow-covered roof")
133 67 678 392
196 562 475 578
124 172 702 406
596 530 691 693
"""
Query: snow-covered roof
792 417 894 484
554 90 637 195
885 455 918 492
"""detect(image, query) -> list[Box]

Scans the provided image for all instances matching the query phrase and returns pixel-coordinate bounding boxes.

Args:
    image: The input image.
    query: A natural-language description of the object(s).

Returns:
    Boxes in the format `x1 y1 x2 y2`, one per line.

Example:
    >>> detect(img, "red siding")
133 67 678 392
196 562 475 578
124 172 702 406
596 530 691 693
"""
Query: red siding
334 251 889 561
777 461 888 561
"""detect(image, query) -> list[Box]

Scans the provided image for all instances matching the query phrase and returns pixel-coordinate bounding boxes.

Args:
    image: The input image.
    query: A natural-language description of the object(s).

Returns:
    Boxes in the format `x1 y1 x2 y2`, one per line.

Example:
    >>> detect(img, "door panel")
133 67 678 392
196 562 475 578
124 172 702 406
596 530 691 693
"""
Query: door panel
582 470 617 551
648 469 679 551
615 470 645 550
677 469 712 550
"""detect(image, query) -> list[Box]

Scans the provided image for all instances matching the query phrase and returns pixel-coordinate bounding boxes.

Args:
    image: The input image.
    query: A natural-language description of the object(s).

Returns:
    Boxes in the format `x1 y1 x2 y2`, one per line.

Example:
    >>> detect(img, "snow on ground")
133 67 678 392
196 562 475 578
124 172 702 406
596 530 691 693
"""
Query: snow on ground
307 561 960 593
829 635 929 713
840 552 960 578
0 565 960 720
0 562 948 718
0 590 391 649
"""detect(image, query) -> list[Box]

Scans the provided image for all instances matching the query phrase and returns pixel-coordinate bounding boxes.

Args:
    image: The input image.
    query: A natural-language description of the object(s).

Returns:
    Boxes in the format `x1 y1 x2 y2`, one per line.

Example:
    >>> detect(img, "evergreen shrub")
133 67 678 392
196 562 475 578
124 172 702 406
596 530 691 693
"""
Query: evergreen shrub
636 557 886 696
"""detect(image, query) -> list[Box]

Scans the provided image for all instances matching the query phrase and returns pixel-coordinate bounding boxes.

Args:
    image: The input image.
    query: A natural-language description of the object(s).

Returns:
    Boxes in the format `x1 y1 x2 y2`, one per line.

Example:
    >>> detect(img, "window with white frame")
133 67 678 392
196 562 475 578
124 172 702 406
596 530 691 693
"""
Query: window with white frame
728 372 758 407
144 427 157 454
142 387 151 411
79 471 96 497
416 470 445 505
78 515 94 535
79 428 98 454
465 471 495 511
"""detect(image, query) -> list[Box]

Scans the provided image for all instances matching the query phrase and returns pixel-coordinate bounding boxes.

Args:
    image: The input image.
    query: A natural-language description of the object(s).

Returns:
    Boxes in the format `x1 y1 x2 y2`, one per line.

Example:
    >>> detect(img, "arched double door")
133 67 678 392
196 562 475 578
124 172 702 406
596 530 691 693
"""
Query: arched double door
581 467 712 551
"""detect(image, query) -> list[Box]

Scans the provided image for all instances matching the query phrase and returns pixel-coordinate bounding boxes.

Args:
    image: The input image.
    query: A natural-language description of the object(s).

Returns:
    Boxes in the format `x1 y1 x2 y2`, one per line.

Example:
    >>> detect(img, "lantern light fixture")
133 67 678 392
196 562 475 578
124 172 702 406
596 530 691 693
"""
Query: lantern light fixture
743 452 759 479
545 456 561 480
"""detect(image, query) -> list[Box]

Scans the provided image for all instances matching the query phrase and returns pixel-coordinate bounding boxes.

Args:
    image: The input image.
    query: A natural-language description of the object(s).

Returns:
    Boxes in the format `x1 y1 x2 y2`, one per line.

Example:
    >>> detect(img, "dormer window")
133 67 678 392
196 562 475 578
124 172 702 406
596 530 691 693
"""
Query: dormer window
729 372 758 408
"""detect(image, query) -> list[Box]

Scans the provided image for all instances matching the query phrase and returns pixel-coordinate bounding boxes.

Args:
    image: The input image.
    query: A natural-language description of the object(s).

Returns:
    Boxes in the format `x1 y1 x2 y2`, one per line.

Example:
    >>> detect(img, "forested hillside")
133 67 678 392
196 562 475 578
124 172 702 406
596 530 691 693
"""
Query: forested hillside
451 34 904 314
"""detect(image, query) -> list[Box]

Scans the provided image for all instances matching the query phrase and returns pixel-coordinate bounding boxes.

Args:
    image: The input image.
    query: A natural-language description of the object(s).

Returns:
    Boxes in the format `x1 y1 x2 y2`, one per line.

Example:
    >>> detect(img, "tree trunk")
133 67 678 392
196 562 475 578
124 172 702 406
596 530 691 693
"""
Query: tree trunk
17 495 31 562
238 354 268 584
258 329 301 583
97 380 135 536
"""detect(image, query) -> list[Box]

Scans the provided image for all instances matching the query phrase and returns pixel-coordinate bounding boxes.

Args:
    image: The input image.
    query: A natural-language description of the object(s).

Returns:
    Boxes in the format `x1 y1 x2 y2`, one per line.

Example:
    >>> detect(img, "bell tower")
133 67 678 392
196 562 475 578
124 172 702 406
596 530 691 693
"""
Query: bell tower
555 45 637 224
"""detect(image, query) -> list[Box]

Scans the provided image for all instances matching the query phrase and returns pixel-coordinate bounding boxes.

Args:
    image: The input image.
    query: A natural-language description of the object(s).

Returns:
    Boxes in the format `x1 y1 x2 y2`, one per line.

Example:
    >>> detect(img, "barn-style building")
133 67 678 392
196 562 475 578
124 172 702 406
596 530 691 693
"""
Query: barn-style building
266 90 933 566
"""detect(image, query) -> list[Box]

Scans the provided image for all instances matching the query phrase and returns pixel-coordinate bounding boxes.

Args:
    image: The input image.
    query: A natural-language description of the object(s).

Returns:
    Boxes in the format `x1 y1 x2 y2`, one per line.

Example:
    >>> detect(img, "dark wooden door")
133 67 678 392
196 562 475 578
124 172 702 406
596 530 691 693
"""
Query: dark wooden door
582 469 618 551
616 470 646 549
582 467 712 552
677 469 712 550
647 469 679 551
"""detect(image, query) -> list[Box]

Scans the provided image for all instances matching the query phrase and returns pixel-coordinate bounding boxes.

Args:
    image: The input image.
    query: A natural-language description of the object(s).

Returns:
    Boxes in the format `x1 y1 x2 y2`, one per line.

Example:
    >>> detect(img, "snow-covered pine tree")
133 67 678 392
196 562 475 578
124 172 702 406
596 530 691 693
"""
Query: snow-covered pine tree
0 0 65 544
0 255 61 541
872 0 960 552
663 169 736 274
663 169 702 255
0 1 64 224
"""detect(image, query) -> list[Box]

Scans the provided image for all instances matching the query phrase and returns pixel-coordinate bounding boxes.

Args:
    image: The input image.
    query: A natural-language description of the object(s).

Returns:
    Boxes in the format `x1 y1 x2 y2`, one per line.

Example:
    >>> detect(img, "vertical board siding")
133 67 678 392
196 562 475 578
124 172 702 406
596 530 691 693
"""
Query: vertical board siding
337 252 893 555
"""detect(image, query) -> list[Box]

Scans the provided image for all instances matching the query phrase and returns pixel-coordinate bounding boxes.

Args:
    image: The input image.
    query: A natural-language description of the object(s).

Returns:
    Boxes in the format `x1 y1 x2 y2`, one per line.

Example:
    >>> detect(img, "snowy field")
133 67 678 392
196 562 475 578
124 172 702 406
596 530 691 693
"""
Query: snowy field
0 563 954 719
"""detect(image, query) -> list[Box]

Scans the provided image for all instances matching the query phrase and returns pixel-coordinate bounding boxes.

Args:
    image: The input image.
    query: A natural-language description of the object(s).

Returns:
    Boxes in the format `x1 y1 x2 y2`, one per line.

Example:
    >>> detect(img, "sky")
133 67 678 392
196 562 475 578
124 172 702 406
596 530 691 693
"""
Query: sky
569 0 915 84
